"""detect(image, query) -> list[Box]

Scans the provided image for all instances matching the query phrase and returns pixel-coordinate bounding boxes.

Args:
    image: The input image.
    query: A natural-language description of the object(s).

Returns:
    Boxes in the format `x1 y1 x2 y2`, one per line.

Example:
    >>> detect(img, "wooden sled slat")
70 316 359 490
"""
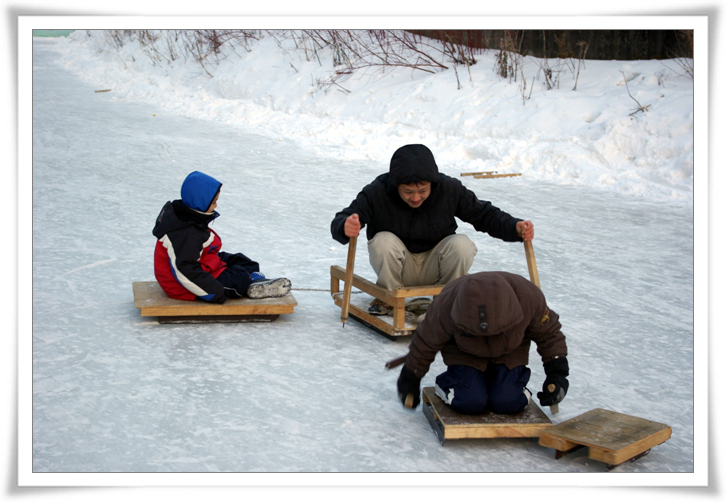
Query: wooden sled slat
331 292 420 338
422 387 552 445
331 265 443 300
157 314 280 324
538 408 672 468
132 281 297 321
330 265 443 337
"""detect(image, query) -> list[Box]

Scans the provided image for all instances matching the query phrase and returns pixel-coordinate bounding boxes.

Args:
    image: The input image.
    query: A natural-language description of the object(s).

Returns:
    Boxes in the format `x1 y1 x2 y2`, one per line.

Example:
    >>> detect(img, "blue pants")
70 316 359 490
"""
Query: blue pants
216 252 260 298
435 364 531 415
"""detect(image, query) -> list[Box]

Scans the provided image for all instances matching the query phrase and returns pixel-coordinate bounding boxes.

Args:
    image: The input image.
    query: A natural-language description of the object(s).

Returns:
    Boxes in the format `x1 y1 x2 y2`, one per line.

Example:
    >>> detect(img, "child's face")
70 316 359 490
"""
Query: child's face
397 181 431 208
206 192 220 213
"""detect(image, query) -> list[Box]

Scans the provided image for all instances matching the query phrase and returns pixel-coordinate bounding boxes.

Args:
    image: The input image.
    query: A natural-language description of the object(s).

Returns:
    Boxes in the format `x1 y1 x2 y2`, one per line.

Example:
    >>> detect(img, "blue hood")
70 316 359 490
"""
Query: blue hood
181 171 222 212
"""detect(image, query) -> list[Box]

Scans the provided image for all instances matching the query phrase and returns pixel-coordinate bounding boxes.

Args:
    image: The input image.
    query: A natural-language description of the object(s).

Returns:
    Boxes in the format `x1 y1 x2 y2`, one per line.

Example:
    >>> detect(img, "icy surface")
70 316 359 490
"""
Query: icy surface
28 32 697 484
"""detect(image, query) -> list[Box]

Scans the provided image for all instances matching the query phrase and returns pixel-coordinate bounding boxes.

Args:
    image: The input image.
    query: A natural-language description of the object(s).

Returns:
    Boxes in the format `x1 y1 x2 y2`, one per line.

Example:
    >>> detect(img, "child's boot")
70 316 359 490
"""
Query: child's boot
247 276 292 299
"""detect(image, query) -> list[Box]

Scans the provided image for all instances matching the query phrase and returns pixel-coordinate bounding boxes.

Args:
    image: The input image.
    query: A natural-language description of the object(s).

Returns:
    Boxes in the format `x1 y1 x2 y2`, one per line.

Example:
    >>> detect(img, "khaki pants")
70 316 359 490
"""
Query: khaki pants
367 232 477 290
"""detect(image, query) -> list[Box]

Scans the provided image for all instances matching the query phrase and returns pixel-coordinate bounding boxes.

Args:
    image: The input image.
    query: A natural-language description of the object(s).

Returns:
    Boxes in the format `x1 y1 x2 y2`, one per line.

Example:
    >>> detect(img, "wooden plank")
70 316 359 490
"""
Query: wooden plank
132 281 297 317
330 266 444 299
348 312 401 340
331 265 398 305
391 297 407 330
393 284 446 297
332 292 417 337
422 387 552 443
473 173 522 179
538 408 672 466
158 314 279 324
422 390 447 444
330 268 341 295
537 434 581 453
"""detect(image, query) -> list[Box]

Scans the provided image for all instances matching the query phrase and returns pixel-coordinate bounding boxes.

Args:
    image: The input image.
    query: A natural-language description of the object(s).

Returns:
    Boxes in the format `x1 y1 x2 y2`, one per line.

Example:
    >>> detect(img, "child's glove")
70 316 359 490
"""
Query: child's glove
397 365 421 409
538 357 569 406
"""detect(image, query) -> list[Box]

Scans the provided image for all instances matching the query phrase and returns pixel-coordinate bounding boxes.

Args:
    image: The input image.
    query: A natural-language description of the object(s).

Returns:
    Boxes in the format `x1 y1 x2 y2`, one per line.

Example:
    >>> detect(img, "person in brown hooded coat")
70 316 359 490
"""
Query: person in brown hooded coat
397 271 569 414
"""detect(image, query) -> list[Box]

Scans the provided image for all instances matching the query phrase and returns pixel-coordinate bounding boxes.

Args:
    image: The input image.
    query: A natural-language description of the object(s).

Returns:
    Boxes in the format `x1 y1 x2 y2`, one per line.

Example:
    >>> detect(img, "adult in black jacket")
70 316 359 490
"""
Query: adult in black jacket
330 144 534 311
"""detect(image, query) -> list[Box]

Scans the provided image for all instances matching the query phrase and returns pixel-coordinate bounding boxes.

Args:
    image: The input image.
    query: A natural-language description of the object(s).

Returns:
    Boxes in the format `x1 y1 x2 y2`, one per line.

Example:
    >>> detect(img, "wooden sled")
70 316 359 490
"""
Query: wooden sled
132 281 297 324
538 408 672 470
421 387 553 445
330 265 443 338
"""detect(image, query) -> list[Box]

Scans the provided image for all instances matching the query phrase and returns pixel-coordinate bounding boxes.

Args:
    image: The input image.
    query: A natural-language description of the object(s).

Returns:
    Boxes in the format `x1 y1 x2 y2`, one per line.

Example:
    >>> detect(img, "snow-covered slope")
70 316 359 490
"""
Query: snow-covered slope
56 30 694 202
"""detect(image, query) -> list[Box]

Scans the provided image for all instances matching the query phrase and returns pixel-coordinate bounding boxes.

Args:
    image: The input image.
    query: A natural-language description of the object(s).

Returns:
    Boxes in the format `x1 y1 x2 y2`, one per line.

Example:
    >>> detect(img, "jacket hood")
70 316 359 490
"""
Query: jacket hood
450 273 524 336
181 171 222 213
386 144 439 191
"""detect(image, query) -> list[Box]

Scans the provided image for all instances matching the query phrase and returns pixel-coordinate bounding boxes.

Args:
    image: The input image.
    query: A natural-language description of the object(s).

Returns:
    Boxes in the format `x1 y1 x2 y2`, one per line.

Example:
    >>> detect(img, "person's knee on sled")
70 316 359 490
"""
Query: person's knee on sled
434 364 532 415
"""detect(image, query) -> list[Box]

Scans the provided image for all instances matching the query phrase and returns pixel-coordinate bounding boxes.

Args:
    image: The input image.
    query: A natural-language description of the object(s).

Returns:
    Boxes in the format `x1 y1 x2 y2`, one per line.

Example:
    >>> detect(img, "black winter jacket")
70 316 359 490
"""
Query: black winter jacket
330 144 523 253
153 199 228 303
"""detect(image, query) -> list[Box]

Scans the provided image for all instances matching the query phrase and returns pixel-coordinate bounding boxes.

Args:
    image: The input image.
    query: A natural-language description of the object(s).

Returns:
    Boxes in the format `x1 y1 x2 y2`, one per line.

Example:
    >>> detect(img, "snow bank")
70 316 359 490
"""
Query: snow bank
54 30 693 203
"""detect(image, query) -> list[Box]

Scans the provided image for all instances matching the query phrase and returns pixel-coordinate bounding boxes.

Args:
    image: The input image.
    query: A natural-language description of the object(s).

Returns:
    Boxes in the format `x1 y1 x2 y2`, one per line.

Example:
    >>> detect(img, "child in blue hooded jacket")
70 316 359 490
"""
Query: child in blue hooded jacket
153 171 291 303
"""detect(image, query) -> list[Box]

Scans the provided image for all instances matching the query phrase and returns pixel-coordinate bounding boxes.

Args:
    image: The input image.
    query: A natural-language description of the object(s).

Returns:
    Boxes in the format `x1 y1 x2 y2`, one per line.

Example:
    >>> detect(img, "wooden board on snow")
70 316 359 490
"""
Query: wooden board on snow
474 173 522 179
132 281 296 323
538 408 672 469
422 386 552 445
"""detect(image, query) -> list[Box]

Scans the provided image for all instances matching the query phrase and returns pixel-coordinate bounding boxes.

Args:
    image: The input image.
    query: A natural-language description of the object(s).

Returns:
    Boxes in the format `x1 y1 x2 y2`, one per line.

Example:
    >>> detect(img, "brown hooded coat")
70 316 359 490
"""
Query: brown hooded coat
404 271 567 378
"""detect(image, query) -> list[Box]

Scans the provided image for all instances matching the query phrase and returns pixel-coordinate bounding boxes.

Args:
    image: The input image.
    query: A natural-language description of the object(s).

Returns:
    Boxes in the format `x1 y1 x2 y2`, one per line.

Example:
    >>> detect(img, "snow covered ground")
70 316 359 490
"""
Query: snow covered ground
22 22 706 497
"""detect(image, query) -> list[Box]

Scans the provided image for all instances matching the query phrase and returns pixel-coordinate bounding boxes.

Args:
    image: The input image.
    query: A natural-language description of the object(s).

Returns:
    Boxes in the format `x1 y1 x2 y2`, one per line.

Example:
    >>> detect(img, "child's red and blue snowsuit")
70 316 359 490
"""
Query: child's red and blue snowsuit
152 171 258 303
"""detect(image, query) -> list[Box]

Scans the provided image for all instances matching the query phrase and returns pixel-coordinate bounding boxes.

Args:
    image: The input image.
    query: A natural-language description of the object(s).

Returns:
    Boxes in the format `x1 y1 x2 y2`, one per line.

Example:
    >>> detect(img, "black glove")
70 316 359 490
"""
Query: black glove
397 365 421 409
538 356 569 406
